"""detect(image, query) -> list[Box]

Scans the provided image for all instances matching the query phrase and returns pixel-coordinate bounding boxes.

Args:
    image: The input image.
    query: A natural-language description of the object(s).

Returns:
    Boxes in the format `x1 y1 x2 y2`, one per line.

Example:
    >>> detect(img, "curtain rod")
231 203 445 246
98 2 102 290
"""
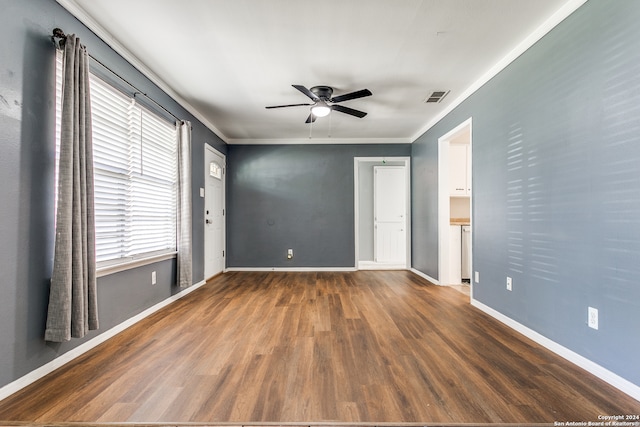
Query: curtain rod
51 28 182 123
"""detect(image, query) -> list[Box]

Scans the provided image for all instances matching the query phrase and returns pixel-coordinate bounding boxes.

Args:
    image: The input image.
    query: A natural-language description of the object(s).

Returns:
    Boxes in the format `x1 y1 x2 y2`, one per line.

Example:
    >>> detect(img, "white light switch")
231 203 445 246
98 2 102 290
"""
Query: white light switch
199 188 205 198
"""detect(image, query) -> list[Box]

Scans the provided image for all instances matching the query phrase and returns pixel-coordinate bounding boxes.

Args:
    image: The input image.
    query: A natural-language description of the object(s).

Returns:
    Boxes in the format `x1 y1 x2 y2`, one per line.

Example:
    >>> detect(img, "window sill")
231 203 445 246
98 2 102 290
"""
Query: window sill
97 252 177 277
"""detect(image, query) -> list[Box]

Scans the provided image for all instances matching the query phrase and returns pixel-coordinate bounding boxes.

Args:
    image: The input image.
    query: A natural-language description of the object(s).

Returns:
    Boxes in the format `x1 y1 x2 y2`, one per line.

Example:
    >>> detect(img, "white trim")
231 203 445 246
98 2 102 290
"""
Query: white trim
226 267 357 272
411 268 440 285
96 251 177 277
437 118 473 287
471 299 640 403
354 157 412 271
410 0 588 142
55 0 228 144
358 261 407 270
57 0 586 147
353 158 360 269
438 135 451 286
203 145 227 279
0 279 207 402
227 137 411 145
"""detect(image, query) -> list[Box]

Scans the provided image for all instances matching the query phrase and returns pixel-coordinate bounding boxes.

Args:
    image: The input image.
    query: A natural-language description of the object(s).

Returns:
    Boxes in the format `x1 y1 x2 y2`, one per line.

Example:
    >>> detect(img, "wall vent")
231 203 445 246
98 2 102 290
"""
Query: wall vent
424 90 450 103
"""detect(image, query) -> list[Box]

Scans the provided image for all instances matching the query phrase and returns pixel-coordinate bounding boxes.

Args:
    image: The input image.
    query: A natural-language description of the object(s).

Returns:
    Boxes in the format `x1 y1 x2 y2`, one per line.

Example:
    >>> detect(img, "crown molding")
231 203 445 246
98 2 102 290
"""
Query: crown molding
226 137 411 145
56 0 588 146
410 0 588 142
55 0 230 143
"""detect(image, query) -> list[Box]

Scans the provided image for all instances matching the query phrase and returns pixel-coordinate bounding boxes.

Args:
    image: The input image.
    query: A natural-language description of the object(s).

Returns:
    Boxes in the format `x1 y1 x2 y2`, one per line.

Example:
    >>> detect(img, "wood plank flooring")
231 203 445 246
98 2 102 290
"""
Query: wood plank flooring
0 271 638 425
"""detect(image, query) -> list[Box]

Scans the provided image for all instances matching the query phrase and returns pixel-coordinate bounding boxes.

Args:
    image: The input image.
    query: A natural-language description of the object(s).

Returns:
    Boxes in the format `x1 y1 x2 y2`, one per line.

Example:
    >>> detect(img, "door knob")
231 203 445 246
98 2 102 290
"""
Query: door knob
206 219 210 224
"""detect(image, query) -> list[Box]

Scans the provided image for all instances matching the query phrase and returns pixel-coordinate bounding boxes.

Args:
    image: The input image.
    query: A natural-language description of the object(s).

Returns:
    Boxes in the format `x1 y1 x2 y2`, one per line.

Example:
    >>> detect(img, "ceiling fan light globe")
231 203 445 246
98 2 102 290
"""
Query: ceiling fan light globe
311 105 331 117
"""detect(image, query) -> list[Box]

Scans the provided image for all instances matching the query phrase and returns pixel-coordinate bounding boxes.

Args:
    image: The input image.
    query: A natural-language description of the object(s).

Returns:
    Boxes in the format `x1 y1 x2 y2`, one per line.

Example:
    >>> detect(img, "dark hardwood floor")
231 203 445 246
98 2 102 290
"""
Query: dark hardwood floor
0 271 637 426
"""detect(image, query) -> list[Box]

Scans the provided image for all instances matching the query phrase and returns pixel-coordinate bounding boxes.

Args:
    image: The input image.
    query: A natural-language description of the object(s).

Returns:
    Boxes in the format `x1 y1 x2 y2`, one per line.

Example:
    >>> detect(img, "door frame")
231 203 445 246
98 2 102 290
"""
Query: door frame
373 165 408 264
204 144 226 280
438 118 472 291
354 156 411 270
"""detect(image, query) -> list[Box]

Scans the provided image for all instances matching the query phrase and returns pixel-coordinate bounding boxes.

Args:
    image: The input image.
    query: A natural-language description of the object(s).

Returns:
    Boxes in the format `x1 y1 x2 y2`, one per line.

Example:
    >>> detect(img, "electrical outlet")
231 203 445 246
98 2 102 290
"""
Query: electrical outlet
287 249 293 260
151 271 157 285
588 307 598 330
474 271 479 283
506 277 512 291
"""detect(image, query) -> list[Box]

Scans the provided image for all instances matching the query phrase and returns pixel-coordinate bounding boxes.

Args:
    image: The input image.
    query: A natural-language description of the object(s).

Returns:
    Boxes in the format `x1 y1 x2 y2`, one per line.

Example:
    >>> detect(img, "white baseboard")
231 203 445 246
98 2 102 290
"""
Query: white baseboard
471 298 640 403
226 267 357 272
0 279 207 401
410 268 440 285
358 261 407 270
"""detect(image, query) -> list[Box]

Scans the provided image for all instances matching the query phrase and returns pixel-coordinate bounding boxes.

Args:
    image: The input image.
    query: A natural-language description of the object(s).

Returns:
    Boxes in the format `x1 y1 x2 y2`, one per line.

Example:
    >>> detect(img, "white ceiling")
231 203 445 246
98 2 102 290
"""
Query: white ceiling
58 0 583 144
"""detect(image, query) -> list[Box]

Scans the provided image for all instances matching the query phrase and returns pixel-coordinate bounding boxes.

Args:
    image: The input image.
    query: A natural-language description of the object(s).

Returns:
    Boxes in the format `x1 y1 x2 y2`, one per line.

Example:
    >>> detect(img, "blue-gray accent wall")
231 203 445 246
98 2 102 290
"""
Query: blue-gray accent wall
411 0 640 387
0 0 226 389
226 144 410 268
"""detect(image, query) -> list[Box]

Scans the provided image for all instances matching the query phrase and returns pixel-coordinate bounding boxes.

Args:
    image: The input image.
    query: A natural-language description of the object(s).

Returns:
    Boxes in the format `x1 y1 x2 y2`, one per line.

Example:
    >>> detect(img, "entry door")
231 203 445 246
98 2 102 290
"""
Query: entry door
204 147 225 279
374 166 407 264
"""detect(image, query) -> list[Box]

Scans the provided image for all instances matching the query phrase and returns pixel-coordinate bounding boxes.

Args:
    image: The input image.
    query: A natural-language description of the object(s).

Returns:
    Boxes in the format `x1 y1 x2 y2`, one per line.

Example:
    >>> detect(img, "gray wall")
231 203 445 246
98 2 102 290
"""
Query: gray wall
227 144 410 268
0 0 226 389
411 0 640 387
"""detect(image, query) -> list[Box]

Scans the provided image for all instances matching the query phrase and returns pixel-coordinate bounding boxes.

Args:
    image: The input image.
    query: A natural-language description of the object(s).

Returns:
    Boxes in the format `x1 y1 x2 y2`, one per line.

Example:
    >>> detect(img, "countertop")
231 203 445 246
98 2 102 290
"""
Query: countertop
450 218 470 226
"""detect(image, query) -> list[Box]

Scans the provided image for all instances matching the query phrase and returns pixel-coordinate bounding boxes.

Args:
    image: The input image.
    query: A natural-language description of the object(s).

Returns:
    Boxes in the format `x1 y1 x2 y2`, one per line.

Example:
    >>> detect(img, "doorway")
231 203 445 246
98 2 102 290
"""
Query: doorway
438 118 472 292
354 157 411 270
204 145 226 280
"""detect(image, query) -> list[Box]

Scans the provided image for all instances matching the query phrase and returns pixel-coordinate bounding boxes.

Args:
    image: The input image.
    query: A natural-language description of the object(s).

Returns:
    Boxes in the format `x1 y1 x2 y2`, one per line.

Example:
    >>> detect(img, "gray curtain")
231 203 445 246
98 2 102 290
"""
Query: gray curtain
177 121 192 287
45 34 98 342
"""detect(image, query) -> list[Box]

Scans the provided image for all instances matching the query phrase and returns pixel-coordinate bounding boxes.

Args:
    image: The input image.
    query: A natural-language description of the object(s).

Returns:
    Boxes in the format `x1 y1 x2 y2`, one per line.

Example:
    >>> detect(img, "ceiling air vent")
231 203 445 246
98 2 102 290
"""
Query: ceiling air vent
424 90 450 103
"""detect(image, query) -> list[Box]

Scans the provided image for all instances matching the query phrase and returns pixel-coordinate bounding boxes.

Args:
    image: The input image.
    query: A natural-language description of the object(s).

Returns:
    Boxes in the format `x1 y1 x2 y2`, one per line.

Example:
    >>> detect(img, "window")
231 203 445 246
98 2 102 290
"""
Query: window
209 161 222 180
55 52 178 268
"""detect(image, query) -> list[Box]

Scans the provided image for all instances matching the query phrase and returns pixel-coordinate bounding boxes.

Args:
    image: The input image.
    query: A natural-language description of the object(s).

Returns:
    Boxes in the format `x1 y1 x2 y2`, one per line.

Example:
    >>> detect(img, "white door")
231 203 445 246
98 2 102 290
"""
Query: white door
374 166 407 264
204 146 225 279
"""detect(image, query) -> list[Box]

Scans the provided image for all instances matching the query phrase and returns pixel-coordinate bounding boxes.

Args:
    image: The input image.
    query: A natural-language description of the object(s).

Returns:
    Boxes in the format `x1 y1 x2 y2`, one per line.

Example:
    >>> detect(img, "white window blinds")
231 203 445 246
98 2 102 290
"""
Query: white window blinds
55 52 178 267
90 75 178 265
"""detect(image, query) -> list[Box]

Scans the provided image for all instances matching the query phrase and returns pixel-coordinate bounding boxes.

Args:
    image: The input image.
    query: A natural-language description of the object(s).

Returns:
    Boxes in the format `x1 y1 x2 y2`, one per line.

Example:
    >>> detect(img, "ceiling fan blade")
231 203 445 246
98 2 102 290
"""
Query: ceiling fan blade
265 103 312 109
331 104 367 118
293 85 319 101
330 88 372 103
305 113 317 124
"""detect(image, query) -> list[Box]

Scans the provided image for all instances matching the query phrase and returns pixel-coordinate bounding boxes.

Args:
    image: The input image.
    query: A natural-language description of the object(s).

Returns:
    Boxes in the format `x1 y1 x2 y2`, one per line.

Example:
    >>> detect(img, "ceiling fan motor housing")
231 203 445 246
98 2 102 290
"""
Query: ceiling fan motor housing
310 86 334 100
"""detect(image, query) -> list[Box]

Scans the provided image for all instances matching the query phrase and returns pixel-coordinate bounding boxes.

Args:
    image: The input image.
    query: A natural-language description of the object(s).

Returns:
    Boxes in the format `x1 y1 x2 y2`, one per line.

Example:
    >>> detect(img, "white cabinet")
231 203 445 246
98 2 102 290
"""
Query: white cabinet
449 144 471 196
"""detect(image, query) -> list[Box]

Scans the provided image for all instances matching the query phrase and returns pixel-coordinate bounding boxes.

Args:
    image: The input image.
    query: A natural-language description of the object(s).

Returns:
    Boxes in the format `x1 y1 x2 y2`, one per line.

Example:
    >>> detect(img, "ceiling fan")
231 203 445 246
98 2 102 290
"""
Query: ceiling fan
266 85 372 123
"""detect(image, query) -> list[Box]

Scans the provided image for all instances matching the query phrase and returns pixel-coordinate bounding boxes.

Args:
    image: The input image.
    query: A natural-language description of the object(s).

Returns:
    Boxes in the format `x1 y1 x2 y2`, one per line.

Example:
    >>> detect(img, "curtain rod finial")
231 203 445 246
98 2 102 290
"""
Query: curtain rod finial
52 28 67 49
52 28 66 38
